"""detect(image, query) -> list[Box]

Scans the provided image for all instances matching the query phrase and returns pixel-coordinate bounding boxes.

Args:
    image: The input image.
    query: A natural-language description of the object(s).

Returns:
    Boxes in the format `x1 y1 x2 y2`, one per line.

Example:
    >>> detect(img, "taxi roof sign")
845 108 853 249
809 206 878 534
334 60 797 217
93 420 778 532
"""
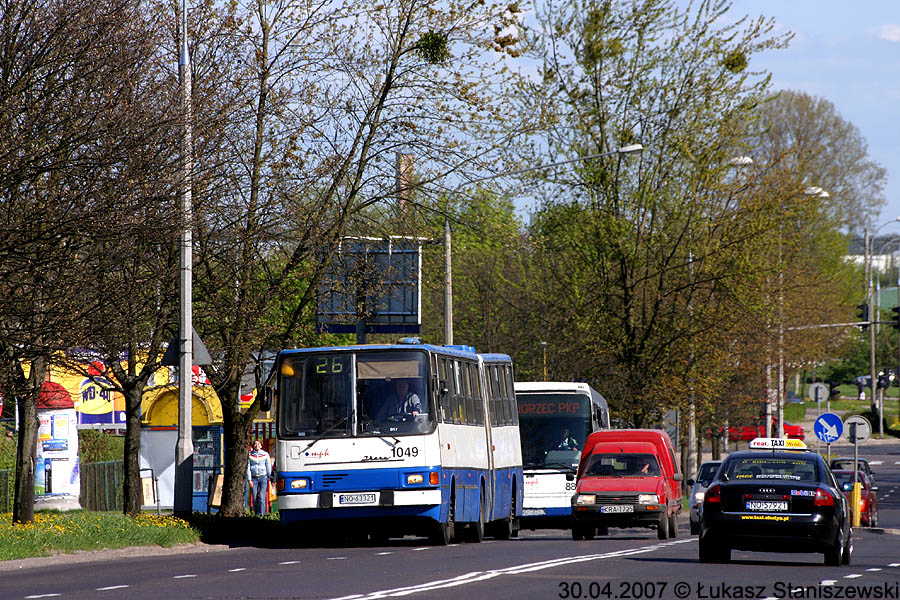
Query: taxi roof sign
749 437 807 450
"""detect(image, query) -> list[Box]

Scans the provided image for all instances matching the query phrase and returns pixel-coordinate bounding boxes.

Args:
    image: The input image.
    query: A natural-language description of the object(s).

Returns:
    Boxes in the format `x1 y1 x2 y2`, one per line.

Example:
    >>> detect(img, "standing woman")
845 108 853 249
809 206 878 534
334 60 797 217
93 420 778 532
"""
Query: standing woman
247 440 272 514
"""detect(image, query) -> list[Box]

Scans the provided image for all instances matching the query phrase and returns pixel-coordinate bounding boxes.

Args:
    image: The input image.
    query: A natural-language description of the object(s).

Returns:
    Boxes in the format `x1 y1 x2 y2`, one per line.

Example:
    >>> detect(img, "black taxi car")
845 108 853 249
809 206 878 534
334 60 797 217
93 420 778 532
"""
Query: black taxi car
699 438 852 565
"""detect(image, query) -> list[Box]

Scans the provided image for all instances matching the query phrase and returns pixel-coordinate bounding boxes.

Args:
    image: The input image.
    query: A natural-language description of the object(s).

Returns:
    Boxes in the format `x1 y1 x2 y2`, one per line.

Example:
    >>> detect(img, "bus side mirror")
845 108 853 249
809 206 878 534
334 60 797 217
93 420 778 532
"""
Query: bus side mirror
566 473 574 481
260 387 273 412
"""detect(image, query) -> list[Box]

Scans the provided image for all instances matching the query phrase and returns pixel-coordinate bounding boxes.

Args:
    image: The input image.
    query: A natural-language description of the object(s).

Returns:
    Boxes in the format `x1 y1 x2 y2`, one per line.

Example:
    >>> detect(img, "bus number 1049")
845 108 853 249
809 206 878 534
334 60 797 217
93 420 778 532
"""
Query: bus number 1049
392 446 419 458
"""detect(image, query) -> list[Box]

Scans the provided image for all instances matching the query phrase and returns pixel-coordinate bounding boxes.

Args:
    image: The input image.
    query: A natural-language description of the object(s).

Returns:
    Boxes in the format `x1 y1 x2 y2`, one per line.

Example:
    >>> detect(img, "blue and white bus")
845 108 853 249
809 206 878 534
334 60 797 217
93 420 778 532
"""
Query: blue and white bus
266 340 523 544
514 382 610 529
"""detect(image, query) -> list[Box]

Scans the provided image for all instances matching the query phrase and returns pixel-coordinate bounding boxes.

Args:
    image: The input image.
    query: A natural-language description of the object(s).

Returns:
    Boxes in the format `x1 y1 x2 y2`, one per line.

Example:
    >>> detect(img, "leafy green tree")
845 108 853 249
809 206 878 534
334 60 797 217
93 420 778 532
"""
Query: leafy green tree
507 0 792 427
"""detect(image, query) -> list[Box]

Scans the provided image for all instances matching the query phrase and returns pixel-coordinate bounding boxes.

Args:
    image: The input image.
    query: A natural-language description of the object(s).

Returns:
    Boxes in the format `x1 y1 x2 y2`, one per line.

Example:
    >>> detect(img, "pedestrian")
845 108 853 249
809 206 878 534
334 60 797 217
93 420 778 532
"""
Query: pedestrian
247 439 272 515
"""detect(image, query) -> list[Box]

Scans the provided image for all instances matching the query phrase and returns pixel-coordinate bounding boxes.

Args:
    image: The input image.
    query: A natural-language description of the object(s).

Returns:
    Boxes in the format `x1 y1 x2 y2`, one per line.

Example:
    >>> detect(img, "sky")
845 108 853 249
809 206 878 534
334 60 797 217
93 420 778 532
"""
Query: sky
720 1 900 233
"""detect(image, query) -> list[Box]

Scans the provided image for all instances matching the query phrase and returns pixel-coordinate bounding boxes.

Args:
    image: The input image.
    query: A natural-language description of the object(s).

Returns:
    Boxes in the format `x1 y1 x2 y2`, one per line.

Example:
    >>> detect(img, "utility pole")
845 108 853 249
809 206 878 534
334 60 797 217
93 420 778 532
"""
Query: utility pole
174 0 194 518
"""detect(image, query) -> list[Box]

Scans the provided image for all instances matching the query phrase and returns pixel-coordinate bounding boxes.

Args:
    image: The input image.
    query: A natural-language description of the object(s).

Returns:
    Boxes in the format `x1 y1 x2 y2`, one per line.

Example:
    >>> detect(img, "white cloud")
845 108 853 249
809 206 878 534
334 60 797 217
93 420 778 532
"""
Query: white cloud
875 24 900 42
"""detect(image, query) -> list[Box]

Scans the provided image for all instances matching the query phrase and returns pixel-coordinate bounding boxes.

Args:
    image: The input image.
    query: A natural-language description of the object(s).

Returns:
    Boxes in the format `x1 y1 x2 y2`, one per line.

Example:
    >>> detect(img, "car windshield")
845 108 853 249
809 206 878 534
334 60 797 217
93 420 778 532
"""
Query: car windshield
831 460 866 472
585 453 660 477
723 457 818 482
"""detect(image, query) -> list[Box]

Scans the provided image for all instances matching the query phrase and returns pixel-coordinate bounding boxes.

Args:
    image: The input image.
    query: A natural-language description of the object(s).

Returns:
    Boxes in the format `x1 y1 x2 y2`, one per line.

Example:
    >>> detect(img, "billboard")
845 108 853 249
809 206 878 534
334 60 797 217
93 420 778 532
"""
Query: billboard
316 237 423 334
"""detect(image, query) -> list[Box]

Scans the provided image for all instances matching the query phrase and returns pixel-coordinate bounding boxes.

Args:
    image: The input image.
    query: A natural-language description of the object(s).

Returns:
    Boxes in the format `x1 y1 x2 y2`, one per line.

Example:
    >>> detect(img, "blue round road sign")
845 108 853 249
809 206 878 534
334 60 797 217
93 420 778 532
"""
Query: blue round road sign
814 412 843 444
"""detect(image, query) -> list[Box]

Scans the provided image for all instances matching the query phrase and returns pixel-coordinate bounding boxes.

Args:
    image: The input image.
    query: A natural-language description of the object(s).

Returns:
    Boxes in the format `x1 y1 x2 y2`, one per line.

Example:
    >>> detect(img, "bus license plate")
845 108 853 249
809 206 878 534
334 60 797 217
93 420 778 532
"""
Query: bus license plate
337 493 378 506
599 505 634 513
522 508 546 516
746 500 787 512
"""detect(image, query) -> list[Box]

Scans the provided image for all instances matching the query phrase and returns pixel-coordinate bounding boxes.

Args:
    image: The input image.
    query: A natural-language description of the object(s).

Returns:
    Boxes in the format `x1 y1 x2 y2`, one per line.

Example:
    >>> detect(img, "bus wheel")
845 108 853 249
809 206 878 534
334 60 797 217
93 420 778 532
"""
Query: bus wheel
429 488 456 546
571 526 585 541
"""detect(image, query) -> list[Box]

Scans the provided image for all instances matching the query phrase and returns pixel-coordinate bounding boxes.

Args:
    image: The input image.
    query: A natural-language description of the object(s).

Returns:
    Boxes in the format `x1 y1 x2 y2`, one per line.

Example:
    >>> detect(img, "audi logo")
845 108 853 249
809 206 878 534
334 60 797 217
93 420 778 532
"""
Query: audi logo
760 488 775 493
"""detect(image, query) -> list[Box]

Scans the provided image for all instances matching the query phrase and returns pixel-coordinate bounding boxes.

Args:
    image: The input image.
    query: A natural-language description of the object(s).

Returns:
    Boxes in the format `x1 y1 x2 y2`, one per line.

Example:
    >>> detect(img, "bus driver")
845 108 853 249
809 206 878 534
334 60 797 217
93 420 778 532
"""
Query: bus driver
378 378 422 420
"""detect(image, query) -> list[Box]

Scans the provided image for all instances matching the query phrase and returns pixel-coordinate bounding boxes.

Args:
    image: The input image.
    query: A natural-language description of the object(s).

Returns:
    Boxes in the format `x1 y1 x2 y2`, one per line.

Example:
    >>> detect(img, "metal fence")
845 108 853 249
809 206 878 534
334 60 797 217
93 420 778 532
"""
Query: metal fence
79 461 124 512
0 460 124 513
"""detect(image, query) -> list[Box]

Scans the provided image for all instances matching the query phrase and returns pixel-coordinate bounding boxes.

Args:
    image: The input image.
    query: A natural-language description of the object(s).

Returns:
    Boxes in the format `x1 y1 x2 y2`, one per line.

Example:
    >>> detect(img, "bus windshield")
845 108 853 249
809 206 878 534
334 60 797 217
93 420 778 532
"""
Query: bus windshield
517 393 592 470
278 351 432 438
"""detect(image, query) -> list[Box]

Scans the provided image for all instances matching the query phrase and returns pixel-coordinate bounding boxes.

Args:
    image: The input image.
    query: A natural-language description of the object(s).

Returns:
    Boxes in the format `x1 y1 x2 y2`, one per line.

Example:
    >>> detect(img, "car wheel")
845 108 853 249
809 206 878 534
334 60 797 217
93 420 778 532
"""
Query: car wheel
699 535 729 563
657 513 669 540
668 512 678 538
690 520 699 535
841 528 853 565
824 532 842 566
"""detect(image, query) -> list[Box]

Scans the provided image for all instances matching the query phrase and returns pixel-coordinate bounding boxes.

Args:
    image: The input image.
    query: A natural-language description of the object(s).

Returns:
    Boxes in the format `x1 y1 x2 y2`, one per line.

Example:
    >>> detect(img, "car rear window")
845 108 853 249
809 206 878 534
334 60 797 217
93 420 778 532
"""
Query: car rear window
723 457 818 482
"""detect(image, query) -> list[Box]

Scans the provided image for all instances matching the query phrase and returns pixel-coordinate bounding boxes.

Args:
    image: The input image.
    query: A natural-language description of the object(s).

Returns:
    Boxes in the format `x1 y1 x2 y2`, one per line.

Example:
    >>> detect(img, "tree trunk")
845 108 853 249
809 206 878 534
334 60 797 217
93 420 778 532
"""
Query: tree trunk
219 380 254 517
13 356 46 524
122 384 144 516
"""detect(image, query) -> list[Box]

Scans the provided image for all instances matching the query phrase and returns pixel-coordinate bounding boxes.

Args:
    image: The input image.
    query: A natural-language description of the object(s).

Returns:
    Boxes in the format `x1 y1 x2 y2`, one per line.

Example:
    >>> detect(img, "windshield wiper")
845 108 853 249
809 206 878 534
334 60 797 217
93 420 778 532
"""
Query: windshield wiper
301 417 348 454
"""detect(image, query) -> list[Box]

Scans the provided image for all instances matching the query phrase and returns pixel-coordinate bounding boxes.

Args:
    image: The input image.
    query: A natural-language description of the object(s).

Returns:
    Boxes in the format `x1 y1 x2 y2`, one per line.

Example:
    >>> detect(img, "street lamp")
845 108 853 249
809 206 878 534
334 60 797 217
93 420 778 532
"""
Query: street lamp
774 186 829 439
865 216 900 437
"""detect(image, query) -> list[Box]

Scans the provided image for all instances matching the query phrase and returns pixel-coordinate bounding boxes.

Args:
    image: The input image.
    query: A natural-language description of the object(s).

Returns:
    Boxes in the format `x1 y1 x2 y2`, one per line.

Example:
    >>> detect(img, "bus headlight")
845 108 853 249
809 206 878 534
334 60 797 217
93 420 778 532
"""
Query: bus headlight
638 494 659 504
290 479 309 490
574 494 596 505
407 474 424 485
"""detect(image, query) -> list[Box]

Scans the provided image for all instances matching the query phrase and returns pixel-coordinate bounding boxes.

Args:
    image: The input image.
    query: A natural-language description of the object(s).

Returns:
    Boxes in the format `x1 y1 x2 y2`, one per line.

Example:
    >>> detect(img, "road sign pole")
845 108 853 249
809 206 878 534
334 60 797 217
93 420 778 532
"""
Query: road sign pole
851 423 861 527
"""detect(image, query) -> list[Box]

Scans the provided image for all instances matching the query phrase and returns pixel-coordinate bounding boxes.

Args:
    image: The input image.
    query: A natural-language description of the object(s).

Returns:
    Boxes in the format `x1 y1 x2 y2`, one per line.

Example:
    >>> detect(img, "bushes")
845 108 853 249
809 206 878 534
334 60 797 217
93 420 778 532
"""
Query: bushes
77 430 124 463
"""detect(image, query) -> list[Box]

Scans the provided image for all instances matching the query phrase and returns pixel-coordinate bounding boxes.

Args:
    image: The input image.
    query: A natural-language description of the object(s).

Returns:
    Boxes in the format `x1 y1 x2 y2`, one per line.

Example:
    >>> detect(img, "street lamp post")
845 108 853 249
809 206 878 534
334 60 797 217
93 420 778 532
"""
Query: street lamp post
865 216 900 437
774 186 829 439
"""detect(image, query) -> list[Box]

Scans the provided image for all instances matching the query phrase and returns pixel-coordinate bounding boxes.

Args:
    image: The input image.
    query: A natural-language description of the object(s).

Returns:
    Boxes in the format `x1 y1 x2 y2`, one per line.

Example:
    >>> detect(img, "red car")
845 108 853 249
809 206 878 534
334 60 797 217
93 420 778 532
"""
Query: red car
832 470 879 527
727 419 804 441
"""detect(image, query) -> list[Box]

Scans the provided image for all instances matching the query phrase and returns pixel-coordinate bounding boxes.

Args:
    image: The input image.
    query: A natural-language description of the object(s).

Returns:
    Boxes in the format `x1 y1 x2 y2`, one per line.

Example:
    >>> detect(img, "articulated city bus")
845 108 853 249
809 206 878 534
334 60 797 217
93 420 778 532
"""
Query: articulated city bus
514 382 610 528
267 339 523 544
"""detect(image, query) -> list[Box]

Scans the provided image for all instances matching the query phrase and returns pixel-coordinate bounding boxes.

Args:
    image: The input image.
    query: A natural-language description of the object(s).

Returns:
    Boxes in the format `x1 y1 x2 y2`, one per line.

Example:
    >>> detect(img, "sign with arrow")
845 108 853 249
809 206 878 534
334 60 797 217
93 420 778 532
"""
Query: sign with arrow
814 412 843 444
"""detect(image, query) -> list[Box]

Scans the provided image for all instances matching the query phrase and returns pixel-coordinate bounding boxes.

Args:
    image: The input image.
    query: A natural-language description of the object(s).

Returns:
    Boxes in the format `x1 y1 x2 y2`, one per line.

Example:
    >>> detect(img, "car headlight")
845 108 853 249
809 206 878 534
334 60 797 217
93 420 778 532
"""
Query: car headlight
694 492 705 503
638 494 659 504
575 494 596 505
290 479 309 490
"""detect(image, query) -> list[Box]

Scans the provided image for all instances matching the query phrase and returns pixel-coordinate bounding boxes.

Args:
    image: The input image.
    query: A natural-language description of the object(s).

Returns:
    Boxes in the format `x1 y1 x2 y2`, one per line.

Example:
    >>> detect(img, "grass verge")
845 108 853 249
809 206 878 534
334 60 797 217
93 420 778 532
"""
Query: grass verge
0 511 200 561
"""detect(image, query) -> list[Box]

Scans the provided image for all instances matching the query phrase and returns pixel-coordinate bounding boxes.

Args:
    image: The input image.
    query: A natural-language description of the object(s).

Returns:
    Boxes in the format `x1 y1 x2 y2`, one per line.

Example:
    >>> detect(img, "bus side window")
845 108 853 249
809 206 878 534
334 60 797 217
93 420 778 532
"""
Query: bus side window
438 357 451 423
452 360 465 424
503 365 517 426
469 363 483 425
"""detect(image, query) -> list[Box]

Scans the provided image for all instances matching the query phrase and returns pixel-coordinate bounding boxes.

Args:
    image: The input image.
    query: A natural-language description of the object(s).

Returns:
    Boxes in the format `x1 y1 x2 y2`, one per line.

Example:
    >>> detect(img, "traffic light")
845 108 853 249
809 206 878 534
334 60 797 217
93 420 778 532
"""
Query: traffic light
828 381 841 401
856 303 869 330
891 306 900 330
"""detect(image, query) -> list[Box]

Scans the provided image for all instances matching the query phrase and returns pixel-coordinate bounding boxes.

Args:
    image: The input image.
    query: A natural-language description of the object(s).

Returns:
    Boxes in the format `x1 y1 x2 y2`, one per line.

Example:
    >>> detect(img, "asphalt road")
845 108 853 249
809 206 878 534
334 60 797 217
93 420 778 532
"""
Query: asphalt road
1 444 898 600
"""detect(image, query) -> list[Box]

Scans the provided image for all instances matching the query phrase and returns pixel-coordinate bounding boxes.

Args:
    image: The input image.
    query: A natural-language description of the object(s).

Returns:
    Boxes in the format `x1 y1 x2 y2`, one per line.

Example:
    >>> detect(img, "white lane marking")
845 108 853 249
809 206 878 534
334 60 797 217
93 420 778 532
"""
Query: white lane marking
821 580 837 586
869 461 883 465
412 548 430 552
844 574 863 579
173 574 197 579
867 568 882 572
889 563 900 567
25 595 61 599
328 557 348 560
329 539 698 600
97 586 130 591
894 461 900 465
279 560 300 565
229 568 246 572
376 552 393 556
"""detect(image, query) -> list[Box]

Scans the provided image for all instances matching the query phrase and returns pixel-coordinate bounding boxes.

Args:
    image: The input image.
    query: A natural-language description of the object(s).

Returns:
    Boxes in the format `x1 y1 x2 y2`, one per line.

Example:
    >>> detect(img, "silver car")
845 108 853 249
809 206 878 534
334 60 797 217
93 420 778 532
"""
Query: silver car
688 460 721 535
